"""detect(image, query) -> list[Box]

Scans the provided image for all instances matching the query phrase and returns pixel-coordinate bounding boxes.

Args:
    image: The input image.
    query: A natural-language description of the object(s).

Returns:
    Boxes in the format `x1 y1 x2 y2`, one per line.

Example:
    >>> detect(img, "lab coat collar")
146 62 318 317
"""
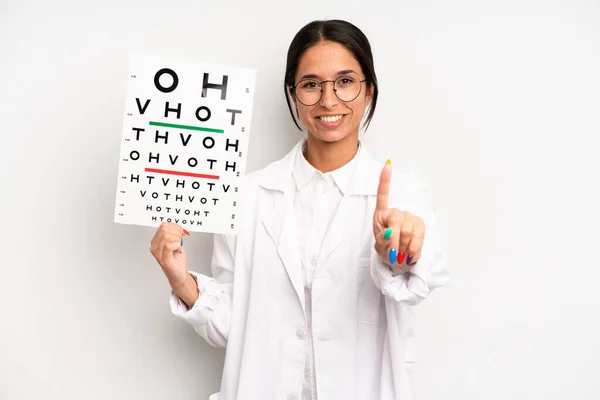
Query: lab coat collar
259 139 381 196
293 139 361 196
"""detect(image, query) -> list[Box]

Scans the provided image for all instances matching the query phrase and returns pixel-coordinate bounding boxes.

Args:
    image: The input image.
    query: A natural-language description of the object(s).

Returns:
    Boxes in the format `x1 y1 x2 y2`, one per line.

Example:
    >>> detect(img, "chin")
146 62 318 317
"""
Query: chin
309 129 353 143
307 121 359 144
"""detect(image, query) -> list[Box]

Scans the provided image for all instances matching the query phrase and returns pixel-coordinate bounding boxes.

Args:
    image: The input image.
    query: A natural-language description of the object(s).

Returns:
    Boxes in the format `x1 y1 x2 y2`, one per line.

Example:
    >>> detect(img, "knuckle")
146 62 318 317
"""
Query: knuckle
389 215 401 224
409 241 422 252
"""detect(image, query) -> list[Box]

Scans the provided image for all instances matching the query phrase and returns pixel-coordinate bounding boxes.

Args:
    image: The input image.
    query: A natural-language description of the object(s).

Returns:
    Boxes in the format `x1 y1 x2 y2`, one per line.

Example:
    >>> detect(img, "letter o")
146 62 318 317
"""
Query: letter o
203 136 215 149
195 106 211 122
154 68 179 93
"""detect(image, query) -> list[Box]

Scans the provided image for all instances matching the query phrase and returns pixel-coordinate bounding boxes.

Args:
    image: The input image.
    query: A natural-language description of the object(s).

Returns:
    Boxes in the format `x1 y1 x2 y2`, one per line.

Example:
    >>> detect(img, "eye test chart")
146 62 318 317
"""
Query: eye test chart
114 54 257 234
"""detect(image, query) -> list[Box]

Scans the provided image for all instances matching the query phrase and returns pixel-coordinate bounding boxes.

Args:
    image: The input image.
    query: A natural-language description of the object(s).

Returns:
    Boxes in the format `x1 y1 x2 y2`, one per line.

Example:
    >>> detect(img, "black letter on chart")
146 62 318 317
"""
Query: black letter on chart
135 98 151 114
132 127 145 141
226 109 241 125
155 130 168 144
195 106 211 122
180 133 192 146
154 68 179 93
225 161 237 172
164 102 181 119
202 73 228 100
203 137 215 149
225 138 239 152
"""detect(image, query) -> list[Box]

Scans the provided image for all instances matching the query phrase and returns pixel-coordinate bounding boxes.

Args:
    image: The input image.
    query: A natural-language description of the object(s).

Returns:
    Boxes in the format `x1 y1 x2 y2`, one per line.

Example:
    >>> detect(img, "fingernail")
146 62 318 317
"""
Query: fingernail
389 248 397 264
383 228 393 240
406 254 413 265
385 158 392 165
397 252 405 264
183 229 190 236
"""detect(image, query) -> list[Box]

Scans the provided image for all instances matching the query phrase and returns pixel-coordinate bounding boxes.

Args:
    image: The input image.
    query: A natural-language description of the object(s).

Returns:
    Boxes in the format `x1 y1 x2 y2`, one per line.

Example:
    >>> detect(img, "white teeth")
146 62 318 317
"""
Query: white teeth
320 115 343 123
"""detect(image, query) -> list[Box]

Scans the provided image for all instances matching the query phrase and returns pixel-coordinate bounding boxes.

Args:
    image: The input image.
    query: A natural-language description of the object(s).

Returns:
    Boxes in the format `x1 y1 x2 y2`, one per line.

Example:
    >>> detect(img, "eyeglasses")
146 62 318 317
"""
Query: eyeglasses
291 75 367 106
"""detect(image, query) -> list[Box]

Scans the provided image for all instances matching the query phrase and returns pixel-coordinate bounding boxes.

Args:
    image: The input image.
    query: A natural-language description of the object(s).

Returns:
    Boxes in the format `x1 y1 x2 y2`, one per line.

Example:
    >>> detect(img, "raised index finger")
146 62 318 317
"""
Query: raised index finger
376 159 392 211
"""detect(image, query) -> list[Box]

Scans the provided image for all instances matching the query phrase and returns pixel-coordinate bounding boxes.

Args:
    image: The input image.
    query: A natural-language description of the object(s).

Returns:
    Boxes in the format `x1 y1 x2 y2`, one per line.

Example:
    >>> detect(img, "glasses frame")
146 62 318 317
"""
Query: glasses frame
291 76 367 106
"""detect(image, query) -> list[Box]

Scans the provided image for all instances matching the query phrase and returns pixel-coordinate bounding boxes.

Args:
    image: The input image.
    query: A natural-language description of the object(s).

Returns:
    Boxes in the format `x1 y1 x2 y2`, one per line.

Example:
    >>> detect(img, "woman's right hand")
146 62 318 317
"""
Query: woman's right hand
150 222 191 289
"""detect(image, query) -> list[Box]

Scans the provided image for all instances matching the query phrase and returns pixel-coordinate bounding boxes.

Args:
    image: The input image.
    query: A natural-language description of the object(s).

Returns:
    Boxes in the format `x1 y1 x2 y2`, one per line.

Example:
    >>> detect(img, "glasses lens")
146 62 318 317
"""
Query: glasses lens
334 75 362 102
295 79 321 105
294 76 363 105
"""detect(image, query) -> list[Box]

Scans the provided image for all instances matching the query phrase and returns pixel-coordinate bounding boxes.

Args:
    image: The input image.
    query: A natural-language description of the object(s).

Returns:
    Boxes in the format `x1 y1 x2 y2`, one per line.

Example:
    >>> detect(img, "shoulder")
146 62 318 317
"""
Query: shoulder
241 140 302 192
243 157 287 188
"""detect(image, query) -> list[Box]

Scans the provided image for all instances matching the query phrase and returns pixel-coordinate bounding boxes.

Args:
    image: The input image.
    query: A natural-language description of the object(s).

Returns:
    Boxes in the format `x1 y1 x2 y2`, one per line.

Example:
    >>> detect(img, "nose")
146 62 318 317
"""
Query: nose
319 81 339 108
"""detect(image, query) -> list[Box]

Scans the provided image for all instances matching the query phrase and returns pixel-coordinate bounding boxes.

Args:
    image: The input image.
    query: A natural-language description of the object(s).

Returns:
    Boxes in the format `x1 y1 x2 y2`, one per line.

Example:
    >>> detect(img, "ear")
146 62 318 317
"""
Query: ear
288 86 297 105
365 84 374 107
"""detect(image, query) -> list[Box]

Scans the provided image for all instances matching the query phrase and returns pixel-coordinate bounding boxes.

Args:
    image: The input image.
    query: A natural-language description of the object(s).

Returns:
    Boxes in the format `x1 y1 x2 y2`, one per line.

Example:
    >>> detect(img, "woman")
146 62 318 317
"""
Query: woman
150 19 448 400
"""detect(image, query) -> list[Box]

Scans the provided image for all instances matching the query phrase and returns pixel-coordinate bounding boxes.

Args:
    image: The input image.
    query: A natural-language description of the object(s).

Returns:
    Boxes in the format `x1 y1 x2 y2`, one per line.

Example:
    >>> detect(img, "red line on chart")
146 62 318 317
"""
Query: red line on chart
145 168 220 180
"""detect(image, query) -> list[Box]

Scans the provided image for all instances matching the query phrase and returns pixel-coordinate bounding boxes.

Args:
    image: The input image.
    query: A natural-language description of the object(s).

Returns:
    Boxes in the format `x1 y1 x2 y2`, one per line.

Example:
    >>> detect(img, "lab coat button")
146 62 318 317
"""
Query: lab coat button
296 327 307 340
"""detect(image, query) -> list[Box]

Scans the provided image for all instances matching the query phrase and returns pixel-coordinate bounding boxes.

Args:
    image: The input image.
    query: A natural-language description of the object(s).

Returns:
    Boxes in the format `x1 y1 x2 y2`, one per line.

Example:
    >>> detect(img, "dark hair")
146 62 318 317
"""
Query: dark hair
284 19 379 131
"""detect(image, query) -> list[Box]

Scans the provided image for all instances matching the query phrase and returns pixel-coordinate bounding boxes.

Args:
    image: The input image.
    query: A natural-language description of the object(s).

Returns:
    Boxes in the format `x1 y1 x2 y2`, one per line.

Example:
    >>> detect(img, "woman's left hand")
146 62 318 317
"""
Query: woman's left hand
373 161 425 274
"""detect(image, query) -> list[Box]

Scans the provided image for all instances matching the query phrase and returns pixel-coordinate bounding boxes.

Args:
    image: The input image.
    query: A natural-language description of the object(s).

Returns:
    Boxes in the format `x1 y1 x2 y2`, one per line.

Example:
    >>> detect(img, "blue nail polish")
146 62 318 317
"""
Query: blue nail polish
389 248 397 264
406 254 413 265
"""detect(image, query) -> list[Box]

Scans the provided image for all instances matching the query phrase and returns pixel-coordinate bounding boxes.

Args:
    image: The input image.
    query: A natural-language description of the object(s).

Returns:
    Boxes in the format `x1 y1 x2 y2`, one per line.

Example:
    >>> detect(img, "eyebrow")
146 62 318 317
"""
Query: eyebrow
298 69 359 80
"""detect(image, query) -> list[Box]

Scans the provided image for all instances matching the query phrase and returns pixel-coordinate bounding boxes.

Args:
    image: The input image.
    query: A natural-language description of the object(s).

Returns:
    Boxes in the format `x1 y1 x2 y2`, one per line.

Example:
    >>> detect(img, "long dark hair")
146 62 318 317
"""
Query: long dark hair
284 20 379 130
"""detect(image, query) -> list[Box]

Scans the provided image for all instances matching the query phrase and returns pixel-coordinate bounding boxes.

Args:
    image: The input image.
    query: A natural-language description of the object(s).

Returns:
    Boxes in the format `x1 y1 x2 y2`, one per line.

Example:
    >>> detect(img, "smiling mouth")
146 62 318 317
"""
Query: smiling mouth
317 115 345 122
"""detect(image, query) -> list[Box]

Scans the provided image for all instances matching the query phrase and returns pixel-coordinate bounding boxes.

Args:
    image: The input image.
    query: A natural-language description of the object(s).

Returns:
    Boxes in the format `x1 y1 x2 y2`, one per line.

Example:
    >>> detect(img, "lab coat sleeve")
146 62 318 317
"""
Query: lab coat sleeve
169 233 235 348
370 168 449 304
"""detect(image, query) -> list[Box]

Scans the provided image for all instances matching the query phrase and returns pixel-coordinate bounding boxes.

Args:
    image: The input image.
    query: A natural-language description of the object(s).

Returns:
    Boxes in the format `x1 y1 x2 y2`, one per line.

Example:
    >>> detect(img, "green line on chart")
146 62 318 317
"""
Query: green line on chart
149 121 224 134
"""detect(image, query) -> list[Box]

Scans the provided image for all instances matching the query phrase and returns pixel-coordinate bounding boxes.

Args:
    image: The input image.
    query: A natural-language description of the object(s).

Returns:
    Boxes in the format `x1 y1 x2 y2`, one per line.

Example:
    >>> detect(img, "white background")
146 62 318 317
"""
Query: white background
1 0 599 399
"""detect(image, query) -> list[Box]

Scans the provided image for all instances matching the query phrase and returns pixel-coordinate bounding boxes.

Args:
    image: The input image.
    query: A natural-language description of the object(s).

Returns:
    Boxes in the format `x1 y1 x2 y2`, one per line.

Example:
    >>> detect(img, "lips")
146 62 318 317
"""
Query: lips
315 114 347 129
318 114 344 123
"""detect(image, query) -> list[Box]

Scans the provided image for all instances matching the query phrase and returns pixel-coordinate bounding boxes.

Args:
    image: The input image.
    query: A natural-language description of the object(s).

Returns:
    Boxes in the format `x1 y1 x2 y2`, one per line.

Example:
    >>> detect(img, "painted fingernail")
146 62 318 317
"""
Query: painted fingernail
406 254 413 265
389 248 397 264
383 228 393 240
183 229 190 236
385 158 392 165
397 252 405 264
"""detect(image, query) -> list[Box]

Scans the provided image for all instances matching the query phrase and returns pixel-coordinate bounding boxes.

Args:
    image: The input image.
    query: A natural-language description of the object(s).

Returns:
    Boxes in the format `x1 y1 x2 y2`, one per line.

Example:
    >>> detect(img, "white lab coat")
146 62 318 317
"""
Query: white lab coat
170 140 448 400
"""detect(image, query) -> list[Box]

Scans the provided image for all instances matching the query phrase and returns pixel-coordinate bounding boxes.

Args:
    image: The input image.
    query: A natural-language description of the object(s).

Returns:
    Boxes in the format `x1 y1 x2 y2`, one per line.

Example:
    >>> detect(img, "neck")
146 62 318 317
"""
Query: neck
304 132 359 173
